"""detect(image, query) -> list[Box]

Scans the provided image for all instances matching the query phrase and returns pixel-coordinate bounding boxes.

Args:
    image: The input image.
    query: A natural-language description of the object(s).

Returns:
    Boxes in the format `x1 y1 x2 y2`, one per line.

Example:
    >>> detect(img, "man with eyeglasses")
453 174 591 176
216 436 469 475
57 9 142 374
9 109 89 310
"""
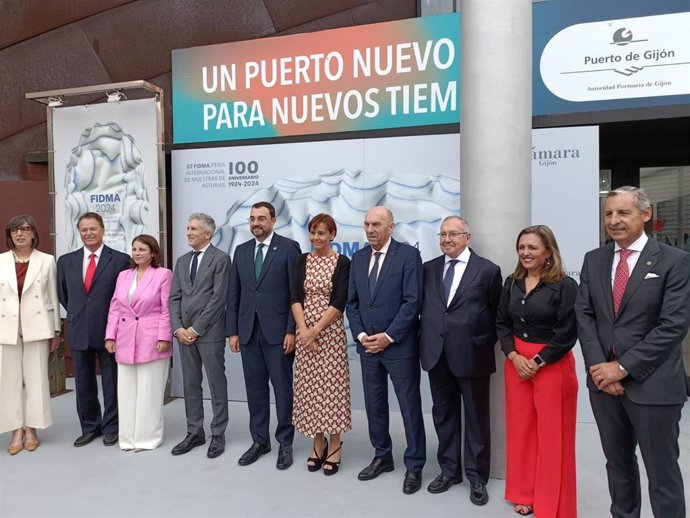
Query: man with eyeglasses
418 216 502 505
226 201 301 470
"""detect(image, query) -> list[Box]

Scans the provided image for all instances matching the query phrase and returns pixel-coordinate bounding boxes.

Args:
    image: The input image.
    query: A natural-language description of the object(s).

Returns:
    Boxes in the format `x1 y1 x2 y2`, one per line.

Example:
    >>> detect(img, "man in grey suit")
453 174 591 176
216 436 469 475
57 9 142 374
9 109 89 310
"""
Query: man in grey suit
576 186 690 518
169 213 231 459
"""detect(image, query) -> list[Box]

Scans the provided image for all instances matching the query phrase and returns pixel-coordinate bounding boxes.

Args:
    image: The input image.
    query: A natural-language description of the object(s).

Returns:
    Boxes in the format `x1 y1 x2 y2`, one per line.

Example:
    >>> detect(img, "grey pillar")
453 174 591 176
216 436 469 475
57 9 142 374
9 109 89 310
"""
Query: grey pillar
460 0 532 478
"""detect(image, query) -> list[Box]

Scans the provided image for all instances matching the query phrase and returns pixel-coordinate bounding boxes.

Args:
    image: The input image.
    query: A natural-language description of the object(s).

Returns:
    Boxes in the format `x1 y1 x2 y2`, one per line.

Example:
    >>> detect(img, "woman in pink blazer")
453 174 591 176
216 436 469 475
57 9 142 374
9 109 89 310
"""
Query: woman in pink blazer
105 235 172 451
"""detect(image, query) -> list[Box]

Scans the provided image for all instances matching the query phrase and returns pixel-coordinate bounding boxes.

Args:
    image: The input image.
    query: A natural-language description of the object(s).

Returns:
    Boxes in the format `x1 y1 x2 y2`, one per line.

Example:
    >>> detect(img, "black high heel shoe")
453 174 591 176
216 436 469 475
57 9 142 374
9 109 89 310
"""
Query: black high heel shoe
323 442 342 476
307 438 328 472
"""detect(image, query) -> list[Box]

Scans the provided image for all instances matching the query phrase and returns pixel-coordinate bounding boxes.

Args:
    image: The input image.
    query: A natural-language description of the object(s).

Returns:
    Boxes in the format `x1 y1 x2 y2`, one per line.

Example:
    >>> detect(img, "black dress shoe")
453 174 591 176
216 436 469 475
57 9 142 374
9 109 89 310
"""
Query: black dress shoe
238 442 271 466
427 473 462 494
470 482 489 505
403 471 422 495
74 431 101 447
102 434 118 446
358 457 395 481
276 444 293 470
171 433 206 456
207 435 225 459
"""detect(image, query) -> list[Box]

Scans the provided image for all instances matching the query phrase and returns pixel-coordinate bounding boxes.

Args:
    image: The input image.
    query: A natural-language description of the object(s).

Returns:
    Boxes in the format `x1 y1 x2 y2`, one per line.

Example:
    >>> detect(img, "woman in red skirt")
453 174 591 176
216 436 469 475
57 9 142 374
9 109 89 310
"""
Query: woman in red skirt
496 225 578 517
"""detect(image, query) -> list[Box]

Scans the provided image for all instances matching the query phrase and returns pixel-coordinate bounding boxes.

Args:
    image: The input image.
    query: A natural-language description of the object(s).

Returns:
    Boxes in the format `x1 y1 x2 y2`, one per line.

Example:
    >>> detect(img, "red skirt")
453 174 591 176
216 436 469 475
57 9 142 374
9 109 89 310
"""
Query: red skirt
504 337 578 518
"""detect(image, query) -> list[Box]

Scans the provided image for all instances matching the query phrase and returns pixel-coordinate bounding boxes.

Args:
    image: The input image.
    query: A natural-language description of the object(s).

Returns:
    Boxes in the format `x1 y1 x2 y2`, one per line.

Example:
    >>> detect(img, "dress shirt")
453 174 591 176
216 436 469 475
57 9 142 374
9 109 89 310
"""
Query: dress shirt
255 232 274 257
82 244 104 280
189 242 211 274
496 275 578 364
610 232 648 286
444 247 470 305
368 238 391 274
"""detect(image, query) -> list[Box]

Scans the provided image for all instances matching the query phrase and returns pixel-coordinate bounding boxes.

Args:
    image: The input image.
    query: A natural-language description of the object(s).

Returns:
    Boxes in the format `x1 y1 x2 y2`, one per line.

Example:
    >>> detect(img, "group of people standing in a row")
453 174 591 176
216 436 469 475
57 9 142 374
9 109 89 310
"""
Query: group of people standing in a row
1 185 688 518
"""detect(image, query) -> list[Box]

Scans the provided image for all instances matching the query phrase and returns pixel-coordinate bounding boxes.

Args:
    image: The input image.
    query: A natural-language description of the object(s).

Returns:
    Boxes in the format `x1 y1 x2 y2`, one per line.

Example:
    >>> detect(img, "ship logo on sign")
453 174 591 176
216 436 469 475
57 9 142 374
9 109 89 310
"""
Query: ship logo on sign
610 27 648 46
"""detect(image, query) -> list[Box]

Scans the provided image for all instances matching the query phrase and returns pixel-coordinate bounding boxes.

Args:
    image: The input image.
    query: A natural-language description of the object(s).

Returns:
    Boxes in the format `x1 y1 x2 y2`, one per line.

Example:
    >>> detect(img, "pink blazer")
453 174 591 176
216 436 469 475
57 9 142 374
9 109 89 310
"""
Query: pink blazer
105 267 173 365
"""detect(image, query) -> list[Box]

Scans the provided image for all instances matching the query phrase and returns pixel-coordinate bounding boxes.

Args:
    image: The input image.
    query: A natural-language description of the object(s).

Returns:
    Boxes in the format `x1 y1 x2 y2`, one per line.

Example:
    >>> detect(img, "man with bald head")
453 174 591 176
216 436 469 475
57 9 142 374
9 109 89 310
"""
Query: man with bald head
346 206 425 494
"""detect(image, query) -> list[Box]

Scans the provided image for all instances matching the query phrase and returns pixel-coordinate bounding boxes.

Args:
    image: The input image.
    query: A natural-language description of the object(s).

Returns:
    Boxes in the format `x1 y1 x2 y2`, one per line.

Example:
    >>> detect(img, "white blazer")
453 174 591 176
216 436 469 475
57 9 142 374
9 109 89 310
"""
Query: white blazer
0 249 61 345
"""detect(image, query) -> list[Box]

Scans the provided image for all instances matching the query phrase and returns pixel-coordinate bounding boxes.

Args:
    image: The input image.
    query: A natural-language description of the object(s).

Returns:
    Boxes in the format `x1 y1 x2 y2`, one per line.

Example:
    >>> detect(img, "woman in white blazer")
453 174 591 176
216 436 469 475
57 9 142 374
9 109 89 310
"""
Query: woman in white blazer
0 215 60 455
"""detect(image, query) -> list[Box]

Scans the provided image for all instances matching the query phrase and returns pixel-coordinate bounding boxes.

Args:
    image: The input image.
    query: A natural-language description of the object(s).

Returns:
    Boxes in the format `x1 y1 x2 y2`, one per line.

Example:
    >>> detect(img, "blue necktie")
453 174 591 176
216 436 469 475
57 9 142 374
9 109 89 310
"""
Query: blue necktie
369 252 382 297
255 243 265 281
443 259 459 305
190 251 201 283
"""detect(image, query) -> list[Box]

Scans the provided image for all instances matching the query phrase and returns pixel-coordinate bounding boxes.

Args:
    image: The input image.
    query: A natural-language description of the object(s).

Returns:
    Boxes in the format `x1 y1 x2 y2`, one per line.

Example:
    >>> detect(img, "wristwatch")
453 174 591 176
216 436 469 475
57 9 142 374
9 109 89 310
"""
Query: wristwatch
618 362 628 375
533 354 545 366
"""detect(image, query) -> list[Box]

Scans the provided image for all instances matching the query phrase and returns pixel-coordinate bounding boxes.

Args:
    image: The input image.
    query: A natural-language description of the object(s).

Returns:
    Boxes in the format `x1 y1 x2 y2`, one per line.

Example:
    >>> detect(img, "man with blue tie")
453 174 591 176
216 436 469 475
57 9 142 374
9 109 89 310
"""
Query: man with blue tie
419 216 502 504
57 212 130 447
169 213 230 459
226 201 301 470
346 206 425 494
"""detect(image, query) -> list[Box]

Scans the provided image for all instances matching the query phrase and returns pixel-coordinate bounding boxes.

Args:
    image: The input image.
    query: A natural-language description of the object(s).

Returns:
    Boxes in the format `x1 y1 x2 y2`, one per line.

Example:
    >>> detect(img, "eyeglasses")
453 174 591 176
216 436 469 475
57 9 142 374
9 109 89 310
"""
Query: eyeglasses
437 232 469 239
10 226 32 234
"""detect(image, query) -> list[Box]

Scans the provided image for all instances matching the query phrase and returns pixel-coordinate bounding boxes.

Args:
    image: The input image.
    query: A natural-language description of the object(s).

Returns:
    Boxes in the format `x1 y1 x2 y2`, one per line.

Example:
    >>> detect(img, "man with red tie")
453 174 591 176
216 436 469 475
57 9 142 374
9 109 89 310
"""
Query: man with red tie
576 186 690 518
58 212 130 447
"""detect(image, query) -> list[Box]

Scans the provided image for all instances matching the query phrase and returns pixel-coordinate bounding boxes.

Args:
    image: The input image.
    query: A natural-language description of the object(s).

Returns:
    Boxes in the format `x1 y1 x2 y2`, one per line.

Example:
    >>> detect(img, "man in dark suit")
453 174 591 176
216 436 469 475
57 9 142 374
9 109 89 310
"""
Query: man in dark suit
57 212 130 447
346 206 425 494
169 213 230 459
419 216 501 504
226 201 301 470
576 186 690 518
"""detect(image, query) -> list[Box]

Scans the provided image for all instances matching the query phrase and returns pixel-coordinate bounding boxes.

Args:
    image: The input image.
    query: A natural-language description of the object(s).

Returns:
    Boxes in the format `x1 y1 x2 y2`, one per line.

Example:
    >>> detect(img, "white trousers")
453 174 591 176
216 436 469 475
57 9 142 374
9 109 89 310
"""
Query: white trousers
117 358 169 450
0 336 52 434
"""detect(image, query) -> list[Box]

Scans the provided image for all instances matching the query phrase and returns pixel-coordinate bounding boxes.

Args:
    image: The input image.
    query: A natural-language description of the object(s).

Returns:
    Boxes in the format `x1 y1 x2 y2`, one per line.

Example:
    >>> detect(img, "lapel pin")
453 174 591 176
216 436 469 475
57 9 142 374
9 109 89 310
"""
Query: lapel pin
646 261 651 266
272 246 277 251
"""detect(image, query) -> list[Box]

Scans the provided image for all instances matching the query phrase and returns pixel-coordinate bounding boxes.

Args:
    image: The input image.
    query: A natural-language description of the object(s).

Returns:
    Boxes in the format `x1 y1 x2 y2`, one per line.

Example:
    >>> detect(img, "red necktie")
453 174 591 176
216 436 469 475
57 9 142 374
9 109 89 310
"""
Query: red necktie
84 253 96 293
612 248 632 316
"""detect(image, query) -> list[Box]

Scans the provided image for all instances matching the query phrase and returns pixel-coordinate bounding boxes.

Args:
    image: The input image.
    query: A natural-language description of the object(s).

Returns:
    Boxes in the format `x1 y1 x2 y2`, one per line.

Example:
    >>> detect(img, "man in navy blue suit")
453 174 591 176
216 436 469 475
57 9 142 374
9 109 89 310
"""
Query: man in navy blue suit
419 216 502 505
226 201 301 470
57 212 130 447
346 206 425 494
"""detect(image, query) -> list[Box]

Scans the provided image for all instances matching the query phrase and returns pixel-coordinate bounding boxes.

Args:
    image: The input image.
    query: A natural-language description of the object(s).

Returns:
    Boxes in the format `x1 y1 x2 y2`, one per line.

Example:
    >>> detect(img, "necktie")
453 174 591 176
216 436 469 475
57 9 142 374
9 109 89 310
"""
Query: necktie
369 252 382 297
255 243 265 281
190 251 201 283
443 259 459 305
612 248 632 316
84 253 96 293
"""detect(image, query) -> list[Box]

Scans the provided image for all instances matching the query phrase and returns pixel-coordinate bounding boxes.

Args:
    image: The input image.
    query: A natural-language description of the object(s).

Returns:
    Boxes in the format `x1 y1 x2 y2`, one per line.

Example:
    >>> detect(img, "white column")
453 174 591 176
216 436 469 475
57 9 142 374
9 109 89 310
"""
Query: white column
460 0 532 478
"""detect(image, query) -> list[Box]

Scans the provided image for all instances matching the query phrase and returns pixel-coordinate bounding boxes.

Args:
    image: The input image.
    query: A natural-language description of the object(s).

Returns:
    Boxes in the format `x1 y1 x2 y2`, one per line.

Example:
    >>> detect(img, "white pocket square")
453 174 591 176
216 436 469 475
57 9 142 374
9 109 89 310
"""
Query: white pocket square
644 273 659 279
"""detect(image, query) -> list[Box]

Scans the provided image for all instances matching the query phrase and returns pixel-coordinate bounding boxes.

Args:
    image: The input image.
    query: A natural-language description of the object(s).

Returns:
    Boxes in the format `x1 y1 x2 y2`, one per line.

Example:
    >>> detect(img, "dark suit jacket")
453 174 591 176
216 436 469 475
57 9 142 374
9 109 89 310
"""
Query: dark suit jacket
226 233 301 345
169 244 230 343
576 237 690 405
419 251 502 377
346 238 422 359
57 245 130 351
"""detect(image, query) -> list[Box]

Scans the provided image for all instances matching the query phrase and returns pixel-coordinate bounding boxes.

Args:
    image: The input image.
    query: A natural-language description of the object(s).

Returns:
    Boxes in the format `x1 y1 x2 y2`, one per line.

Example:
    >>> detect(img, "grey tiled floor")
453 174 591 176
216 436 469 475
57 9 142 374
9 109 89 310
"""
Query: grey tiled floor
1 382 687 518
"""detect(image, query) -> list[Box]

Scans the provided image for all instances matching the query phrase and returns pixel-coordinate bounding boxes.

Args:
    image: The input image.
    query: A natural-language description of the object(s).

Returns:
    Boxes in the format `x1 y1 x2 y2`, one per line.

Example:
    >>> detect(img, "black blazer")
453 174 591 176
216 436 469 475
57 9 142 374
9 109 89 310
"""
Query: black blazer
290 252 350 312
419 251 502 377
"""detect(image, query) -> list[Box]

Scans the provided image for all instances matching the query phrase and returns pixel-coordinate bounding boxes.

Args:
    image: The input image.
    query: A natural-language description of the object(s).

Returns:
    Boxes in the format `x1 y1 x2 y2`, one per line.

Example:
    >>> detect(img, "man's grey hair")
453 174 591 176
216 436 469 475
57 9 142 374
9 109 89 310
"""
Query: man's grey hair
189 212 216 233
607 186 651 212
442 215 471 233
